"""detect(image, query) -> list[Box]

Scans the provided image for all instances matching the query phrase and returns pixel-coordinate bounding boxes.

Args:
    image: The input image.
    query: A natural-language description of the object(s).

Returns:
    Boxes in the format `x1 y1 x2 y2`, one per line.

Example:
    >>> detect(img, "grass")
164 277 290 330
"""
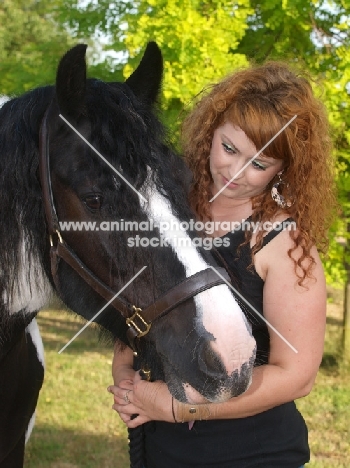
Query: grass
296 291 350 467
24 310 129 468
24 292 350 467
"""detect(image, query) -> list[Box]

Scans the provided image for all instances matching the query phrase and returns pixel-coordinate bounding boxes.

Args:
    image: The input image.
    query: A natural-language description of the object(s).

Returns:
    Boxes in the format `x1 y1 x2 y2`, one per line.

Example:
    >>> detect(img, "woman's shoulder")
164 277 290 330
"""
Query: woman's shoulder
264 211 294 228
250 212 295 247
254 218 323 285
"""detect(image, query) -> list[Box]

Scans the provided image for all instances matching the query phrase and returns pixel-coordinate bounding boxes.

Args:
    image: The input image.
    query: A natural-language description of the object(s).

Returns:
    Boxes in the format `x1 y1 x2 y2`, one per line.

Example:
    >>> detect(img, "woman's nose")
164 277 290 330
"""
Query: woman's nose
228 161 246 181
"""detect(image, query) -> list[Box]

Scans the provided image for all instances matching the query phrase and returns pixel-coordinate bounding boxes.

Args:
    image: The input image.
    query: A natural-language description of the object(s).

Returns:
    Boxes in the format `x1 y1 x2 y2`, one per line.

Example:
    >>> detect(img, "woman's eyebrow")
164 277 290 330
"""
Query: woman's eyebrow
223 133 261 160
257 153 278 163
222 133 241 153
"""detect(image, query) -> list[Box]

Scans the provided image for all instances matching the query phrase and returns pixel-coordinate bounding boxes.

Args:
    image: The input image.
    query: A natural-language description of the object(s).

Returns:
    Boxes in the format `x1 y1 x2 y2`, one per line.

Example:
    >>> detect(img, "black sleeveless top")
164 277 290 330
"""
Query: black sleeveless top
143 220 309 468
213 218 296 367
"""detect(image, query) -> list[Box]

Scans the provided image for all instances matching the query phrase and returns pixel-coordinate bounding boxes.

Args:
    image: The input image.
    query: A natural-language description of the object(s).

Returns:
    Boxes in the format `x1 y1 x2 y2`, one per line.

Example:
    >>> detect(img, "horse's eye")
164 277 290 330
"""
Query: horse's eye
83 195 103 211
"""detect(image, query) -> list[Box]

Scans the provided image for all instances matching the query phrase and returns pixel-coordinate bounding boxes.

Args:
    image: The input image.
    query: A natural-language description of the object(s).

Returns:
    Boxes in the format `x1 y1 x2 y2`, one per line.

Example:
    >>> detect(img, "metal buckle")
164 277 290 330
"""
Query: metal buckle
126 306 151 338
140 367 151 381
49 229 63 247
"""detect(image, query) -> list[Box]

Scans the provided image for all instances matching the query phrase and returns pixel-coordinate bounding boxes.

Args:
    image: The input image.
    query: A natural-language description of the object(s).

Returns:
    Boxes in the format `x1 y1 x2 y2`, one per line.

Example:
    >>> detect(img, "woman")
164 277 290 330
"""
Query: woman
108 62 336 467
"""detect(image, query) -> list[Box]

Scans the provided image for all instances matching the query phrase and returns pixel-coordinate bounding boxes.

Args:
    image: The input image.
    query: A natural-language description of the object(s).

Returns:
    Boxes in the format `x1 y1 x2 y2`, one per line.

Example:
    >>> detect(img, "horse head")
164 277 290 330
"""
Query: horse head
42 44 256 403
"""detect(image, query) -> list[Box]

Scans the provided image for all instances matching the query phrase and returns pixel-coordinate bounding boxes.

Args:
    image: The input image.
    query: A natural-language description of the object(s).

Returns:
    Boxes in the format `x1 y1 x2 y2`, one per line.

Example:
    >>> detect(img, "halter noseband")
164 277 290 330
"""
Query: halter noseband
38 110 231 351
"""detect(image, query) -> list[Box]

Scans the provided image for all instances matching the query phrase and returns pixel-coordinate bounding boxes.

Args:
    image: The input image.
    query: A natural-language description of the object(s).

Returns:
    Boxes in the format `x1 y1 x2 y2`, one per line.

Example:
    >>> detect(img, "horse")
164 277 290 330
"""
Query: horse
0 43 256 467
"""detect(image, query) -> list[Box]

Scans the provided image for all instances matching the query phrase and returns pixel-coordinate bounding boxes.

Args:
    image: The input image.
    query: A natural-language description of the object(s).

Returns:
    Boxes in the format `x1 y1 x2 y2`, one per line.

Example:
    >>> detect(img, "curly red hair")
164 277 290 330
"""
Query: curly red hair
182 62 337 285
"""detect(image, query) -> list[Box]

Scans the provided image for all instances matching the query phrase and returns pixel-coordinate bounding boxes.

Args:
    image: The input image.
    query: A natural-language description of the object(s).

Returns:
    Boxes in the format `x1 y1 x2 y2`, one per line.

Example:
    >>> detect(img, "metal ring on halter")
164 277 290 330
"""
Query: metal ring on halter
123 389 131 404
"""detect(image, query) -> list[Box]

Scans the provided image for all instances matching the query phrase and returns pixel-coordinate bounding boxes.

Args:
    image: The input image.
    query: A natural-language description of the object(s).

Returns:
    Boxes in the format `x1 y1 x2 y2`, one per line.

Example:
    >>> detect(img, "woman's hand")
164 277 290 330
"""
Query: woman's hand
108 372 173 428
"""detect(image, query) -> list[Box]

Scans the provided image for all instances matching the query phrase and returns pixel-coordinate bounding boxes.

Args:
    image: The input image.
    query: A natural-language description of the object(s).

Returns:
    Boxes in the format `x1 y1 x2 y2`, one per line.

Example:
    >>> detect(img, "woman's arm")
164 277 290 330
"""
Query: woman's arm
109 230 327 427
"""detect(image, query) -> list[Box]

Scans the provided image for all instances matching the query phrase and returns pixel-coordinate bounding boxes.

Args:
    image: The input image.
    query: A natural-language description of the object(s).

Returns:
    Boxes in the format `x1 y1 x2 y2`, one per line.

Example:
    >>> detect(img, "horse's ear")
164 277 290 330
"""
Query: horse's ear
125 42 163 105
55 44 88 118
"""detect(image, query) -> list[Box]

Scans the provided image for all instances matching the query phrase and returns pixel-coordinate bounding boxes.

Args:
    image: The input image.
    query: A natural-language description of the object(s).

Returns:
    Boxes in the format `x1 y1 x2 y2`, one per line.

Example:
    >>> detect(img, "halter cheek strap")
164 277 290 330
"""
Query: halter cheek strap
38 109 231 351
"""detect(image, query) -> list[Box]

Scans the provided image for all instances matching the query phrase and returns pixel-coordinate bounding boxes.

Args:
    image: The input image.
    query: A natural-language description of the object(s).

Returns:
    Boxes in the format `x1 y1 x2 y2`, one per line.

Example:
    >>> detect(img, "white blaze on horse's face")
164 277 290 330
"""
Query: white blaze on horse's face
140 177 256 403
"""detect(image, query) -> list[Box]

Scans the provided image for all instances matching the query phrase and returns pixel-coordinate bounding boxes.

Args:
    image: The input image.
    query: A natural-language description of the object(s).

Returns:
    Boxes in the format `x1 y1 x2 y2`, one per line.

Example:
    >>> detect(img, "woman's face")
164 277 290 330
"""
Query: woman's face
209 122 284 201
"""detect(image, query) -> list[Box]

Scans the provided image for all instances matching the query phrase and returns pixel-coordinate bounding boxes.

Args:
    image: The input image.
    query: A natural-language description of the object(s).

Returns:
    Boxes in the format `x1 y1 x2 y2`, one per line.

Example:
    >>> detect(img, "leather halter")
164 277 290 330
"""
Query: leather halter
38 109 231 350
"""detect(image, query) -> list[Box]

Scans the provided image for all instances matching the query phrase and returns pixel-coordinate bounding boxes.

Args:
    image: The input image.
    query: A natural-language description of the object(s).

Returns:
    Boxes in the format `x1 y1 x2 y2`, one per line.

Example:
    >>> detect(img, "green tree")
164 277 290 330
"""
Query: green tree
0 0 73 95
62 0 253 130
61 1 349 138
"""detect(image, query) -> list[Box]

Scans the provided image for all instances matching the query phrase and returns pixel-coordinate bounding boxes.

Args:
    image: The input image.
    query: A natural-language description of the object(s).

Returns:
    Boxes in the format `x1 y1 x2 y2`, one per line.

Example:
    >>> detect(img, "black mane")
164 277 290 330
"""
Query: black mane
0 88 54 307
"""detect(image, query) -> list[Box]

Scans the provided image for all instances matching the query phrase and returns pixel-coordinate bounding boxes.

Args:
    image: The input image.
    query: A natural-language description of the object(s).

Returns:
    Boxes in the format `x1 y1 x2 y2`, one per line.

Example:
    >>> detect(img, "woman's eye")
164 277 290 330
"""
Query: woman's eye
83 195 103 211
252 160 266 171
222 142 236 154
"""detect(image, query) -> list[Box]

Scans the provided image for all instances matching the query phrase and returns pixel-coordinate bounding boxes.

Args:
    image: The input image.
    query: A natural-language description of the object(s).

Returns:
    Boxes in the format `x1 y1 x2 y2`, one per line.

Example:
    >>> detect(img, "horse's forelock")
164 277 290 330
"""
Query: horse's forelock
87 80 163 164
111 88 190 215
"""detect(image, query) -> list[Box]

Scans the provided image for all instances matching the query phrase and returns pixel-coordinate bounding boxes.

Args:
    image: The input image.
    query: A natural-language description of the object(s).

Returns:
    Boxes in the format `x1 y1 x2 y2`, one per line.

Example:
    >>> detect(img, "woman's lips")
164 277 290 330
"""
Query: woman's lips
222 175 239 188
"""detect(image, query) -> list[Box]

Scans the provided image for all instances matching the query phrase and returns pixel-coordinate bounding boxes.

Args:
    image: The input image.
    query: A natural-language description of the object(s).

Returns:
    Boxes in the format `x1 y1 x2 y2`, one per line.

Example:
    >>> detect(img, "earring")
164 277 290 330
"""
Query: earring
271 171 292 209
